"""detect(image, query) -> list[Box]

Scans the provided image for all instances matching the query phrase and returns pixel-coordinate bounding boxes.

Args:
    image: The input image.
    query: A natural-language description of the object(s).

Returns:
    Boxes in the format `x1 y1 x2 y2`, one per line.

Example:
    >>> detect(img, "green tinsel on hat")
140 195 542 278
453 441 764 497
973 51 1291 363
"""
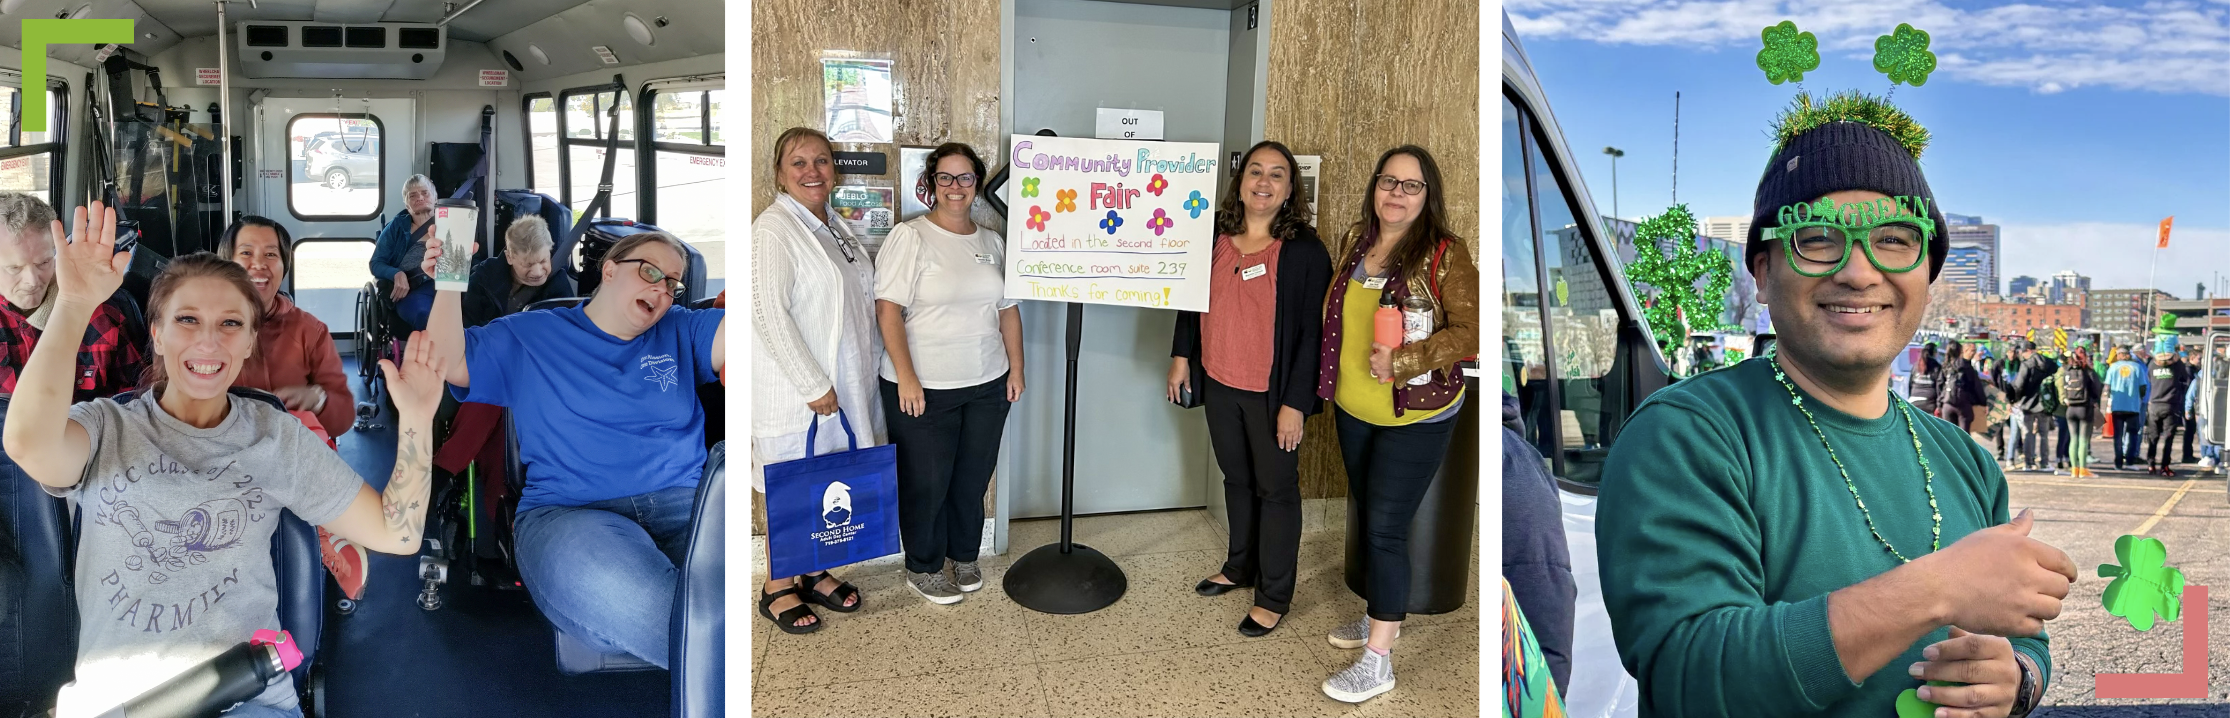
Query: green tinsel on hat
1771 90 1932 159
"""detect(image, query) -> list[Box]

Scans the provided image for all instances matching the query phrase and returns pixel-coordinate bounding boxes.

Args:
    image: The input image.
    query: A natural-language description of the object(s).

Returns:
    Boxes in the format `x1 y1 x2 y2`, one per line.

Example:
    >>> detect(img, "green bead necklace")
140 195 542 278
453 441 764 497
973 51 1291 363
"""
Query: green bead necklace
1769 358 1942 562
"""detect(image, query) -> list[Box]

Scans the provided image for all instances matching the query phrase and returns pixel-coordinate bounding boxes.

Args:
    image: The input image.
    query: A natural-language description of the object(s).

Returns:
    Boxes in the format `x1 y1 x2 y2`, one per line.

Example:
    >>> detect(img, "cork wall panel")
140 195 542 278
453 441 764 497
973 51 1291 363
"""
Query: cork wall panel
1265 0 1481 499
750 0 1005 536
750 0 1004 225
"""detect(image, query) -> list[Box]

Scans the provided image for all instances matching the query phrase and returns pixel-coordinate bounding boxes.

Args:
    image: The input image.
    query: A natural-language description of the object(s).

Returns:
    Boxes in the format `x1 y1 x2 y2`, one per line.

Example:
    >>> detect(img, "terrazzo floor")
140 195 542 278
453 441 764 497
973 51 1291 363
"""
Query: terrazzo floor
748 507 1482 718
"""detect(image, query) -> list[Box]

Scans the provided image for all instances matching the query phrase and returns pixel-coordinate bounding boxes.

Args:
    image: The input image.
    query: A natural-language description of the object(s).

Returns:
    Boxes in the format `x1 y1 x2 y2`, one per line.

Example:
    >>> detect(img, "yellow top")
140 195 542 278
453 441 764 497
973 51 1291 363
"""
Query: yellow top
1333 277 1458 426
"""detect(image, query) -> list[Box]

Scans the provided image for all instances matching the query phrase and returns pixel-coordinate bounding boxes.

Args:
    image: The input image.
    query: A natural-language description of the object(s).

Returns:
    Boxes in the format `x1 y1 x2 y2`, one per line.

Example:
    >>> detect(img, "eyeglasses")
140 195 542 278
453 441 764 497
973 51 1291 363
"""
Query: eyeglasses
933 172 979 188
1764 198 1936 278
1373 175 1427 196
614 258 686 297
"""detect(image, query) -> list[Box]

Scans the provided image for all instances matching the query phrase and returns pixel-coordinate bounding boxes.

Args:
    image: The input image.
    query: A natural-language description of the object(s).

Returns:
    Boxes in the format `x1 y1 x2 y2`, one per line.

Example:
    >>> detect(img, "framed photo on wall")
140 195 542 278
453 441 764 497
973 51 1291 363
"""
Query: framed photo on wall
897 144 933 223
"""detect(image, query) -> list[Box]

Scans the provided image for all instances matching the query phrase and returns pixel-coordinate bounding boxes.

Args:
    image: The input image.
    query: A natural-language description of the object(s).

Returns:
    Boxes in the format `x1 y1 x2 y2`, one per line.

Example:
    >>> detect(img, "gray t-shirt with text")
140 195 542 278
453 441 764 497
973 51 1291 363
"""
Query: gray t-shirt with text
47 394 360 717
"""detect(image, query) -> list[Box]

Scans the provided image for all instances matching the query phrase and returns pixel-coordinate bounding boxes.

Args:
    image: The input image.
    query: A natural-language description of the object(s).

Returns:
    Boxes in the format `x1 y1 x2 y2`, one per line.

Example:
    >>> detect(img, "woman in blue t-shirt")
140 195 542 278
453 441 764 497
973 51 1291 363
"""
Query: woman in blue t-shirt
422 229 724 670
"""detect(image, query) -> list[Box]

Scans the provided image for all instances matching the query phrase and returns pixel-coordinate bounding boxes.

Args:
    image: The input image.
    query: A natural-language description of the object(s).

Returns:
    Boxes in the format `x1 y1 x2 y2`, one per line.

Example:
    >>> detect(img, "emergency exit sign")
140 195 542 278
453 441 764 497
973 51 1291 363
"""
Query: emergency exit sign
196 68 221 85
1095 108 1164 141
479 69 509 87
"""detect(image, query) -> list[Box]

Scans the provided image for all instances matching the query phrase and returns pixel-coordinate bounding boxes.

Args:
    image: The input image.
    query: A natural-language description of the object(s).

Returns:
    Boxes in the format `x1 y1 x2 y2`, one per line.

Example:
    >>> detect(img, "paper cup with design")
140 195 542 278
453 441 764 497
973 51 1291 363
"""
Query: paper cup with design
433 198 476 291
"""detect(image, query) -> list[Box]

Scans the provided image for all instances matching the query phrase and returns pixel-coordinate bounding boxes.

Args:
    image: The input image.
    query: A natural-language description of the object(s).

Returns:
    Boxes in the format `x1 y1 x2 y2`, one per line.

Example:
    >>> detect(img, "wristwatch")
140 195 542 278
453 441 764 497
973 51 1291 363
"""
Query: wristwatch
2008 653 2038 718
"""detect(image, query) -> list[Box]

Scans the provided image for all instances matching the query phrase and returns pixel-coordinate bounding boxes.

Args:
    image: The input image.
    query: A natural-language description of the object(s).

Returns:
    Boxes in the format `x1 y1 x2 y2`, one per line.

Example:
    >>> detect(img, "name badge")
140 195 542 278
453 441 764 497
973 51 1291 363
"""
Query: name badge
1361 276 1388 290
1241 263 1268 281
974 253 996 265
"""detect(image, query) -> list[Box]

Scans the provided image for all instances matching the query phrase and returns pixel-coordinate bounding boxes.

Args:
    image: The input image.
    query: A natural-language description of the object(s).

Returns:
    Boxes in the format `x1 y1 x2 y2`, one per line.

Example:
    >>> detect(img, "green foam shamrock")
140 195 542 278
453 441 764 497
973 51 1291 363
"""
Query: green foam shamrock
1873 23 1938 87
2098 534 2186 632
1895 682 1959 718
1756 21 1820 86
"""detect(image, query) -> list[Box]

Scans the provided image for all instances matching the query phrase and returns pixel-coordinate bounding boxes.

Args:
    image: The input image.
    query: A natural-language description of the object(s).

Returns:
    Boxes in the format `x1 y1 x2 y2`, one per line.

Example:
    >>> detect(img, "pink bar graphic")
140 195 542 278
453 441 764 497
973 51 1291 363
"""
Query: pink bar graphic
2094 585 2210 699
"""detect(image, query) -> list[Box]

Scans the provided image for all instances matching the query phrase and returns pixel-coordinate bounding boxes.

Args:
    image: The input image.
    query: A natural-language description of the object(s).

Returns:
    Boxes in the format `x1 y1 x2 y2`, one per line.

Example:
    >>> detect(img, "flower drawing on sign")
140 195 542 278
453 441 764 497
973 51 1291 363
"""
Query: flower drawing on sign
1100 210 1124 235
1146 174 1169 196
1055 188 1078 213
1021 176 1041 198
1027 205 1051 232
1148 208 1174 236
1183 190 1209 219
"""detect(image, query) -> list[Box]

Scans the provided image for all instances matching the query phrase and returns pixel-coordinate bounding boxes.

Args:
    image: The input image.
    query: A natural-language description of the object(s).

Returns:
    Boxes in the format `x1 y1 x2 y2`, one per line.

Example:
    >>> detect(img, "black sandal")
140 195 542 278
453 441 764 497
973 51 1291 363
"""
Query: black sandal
800 571 863 613
758 585 821 634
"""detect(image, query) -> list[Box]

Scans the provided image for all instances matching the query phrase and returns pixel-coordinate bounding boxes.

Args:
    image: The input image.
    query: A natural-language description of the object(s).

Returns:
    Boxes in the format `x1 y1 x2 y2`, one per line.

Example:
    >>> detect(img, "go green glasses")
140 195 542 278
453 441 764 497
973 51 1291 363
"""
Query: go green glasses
1763 196 1936 277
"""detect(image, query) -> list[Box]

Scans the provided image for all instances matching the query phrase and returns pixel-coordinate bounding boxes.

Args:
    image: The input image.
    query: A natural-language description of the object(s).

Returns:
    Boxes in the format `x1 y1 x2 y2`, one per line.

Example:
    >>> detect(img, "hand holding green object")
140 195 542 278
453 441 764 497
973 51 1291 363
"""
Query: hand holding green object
1895 682 1958 718
2098 534 2186 631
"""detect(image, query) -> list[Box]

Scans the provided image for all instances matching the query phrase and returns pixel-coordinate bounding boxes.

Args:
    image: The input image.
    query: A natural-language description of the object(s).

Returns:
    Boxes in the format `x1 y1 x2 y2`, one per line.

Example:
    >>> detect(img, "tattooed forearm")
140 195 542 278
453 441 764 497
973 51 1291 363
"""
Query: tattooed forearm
381 427 432 547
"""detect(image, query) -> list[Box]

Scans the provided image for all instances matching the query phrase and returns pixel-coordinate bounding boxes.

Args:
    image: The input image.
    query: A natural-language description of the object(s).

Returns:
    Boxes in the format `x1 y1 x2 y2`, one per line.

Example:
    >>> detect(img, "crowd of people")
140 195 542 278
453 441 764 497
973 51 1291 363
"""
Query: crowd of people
749 128 1477 704
1907 336 2219 477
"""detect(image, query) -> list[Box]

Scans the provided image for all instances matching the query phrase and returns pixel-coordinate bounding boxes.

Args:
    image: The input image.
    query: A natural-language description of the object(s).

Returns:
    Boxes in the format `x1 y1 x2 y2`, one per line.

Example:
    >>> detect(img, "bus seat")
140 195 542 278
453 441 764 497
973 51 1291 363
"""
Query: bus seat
0 389 324 709
572 220 706 304
496 190 572 262
670 441 724 718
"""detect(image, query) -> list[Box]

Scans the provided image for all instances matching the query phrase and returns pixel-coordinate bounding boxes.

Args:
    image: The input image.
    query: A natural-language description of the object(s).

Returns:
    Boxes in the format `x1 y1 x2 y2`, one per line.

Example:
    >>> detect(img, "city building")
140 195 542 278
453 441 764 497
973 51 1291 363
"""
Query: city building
2088 288 2178 335
1979 299 2083 339
1943 246 1991 297
1700 216 1752 244
1945 213 1999 296
2008 275 2039 298
2049 270 2090 305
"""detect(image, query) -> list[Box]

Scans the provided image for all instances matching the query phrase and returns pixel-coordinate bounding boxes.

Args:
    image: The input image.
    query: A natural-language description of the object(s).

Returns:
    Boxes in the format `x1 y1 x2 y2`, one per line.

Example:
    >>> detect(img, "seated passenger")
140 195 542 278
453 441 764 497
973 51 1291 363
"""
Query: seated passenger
369 174 439 331
462 215 574 328
424 229 722 669
4 202 446 718
0 192 143 401
220 215 356 436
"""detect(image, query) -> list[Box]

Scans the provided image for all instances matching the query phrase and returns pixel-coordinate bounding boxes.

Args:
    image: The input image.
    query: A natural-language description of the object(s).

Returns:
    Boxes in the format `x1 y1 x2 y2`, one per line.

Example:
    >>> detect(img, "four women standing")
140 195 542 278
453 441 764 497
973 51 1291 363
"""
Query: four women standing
751 129 1475 707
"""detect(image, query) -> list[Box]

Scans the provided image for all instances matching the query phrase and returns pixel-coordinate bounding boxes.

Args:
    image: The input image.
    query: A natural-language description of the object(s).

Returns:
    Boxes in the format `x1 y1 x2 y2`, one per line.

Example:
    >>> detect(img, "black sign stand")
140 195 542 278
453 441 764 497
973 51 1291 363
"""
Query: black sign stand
1002 301 1128 614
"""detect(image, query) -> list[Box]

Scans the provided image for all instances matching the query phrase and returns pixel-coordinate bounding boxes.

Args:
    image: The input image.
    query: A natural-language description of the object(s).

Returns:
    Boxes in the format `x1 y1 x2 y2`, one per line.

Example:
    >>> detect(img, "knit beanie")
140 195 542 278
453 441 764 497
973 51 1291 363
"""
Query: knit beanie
1745 120 1948 280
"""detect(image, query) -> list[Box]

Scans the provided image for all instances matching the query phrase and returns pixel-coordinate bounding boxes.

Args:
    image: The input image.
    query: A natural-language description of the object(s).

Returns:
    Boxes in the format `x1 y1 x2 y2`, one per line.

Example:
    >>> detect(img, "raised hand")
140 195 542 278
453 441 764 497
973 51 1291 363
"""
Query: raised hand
51 201 130 309
419 232 478 287
380 331 450 419
1917 510 2078 638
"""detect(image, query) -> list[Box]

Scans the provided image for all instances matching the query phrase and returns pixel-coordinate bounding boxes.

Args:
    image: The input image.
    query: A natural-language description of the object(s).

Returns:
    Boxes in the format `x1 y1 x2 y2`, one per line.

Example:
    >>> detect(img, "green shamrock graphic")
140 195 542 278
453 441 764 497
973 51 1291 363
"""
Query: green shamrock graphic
2098 534 2186 632
1873 24 1938 87
1756 21 1820 85
1895 682 1958 718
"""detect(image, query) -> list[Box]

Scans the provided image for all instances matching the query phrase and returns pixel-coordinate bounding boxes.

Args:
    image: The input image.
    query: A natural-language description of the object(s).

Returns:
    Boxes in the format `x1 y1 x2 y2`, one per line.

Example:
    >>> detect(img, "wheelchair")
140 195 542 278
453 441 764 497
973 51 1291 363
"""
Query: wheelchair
352 277 410 432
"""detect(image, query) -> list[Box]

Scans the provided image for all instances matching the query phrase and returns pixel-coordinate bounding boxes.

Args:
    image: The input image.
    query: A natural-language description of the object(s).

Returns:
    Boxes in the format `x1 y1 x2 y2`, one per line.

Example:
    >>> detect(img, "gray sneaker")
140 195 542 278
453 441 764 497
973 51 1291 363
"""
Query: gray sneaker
951 561 984 592
1322 648 1395 703
908 570 963 605
1327 616 1398 649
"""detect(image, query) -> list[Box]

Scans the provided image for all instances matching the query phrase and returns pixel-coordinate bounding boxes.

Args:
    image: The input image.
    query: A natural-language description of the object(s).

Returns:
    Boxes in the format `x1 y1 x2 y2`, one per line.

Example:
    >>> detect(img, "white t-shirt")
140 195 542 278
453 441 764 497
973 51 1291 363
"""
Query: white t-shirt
874 217 1018 389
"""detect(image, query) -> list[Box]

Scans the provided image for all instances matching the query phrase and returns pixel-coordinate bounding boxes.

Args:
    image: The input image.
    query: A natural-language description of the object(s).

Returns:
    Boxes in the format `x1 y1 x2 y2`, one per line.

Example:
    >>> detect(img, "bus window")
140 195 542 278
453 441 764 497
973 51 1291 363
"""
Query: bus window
287 114 383 220
648 87 724 292
0 87 63 205
525 94 559 201
290 238 376 333
559 90 634 218
1502 94 1551 463
1530 117 1619 480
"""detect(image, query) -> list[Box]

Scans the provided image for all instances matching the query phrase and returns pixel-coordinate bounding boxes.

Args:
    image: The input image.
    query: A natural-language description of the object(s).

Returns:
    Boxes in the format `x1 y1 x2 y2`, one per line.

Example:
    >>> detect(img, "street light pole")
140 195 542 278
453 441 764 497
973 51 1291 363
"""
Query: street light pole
1602 146 1625 219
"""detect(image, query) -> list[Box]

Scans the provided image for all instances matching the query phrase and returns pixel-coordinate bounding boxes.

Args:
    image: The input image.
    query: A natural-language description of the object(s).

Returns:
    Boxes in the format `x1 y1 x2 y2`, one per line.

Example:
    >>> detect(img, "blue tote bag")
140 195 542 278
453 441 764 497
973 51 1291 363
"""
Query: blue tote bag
764 410 901 578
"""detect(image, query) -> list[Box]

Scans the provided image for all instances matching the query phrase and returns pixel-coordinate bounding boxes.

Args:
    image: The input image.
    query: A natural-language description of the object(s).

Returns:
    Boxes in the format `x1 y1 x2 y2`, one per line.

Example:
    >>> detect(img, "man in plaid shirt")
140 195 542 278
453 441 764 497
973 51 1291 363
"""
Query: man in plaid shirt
0 193 144 402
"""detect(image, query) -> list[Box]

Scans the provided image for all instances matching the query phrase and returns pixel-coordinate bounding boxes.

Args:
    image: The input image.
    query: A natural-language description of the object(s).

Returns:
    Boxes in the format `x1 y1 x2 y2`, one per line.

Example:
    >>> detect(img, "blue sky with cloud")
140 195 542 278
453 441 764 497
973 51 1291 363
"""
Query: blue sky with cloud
1505 0 2230 298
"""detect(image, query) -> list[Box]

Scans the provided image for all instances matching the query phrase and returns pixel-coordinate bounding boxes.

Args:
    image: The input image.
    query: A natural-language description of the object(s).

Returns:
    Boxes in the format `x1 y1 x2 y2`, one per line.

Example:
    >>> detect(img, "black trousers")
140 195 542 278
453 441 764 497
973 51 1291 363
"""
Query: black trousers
881 375 1012 575
1334 405 1459 622
2112 411 2143 466
1203 378 1302 614
2145 406 2183 470
2182 414 2200 462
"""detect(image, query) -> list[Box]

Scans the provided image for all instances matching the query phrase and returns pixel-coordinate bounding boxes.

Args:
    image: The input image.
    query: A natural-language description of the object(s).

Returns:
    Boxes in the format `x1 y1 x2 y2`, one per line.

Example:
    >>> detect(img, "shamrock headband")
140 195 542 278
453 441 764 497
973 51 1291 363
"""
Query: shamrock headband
1746 20 1947 280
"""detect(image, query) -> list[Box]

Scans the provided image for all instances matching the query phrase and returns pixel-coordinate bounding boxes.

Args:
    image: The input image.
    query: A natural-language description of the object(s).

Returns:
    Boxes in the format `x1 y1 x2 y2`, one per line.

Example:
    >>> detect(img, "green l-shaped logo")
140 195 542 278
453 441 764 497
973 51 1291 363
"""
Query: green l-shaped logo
20 19 136 132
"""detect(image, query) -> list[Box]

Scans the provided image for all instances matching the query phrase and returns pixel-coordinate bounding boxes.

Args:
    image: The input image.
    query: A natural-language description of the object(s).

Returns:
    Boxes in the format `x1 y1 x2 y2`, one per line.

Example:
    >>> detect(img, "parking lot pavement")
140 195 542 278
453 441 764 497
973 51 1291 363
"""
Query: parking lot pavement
2003 436 2230 713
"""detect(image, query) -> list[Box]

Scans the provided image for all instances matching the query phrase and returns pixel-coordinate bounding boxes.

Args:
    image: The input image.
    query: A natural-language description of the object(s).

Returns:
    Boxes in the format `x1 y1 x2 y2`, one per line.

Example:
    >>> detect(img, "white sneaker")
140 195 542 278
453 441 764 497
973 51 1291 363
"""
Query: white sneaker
1327 616 1399 649
1322 648 1395 703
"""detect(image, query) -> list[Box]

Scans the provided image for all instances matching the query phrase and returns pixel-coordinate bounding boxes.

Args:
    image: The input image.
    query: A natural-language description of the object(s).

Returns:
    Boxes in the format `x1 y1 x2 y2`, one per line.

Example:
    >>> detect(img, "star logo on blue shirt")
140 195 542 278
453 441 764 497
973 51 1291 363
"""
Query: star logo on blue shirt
640 354 679 392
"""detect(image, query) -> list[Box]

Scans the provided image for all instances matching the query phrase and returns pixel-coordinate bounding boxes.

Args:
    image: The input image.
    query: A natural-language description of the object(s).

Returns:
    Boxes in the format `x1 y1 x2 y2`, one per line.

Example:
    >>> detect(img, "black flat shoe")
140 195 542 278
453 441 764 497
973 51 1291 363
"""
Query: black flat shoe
1238 611 1282 637
1194 577 1250 596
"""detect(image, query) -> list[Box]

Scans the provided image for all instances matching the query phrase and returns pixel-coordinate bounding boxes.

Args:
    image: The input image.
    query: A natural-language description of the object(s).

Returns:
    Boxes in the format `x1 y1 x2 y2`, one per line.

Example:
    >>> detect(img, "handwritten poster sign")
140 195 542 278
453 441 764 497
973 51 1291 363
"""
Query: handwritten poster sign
1003 135 1220 312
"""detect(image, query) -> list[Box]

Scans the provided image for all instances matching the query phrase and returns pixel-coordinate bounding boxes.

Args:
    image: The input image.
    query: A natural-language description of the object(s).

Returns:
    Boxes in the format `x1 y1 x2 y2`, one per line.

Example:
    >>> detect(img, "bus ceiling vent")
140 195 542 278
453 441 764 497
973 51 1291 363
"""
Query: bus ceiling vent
236 21 445 81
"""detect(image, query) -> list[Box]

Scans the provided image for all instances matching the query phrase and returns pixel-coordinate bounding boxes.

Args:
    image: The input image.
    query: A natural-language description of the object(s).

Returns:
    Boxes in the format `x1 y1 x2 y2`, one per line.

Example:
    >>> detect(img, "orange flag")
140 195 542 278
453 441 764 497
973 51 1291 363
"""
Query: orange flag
2158 216 2174 248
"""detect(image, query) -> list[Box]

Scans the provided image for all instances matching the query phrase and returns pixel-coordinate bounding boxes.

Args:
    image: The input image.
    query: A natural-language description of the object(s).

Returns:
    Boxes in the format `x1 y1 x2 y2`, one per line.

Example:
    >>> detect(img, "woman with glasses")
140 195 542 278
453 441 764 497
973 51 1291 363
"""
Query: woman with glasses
369 174 441 331
748 127 877 632
1169 140 1331 635
419 228 725 668
1315 145 1478 703
874 142 1023 604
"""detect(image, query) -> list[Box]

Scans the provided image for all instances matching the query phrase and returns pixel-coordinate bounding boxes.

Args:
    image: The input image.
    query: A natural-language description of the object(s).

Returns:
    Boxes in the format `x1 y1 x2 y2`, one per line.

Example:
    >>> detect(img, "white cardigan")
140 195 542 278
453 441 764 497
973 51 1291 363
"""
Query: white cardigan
749 195 881 439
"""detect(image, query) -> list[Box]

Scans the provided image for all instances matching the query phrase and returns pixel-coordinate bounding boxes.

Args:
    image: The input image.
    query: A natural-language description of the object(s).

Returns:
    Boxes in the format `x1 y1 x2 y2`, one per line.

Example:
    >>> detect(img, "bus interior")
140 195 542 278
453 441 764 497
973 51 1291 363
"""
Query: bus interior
0 1 725 716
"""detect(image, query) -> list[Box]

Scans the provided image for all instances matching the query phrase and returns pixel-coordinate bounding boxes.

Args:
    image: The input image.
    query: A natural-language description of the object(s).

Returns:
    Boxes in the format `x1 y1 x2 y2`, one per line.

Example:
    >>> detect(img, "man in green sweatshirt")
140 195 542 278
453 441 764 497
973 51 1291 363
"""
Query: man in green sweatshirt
1597 95 2079 718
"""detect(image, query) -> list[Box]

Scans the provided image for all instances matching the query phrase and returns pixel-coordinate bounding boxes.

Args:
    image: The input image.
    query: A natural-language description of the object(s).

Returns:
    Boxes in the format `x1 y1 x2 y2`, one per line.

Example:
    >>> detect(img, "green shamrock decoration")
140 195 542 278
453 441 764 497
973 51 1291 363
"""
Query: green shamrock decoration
2098 534 2186 632
1895 682 1959 718
1622 204 1735 368
1756 21 1820 86
1873 23 1938 87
